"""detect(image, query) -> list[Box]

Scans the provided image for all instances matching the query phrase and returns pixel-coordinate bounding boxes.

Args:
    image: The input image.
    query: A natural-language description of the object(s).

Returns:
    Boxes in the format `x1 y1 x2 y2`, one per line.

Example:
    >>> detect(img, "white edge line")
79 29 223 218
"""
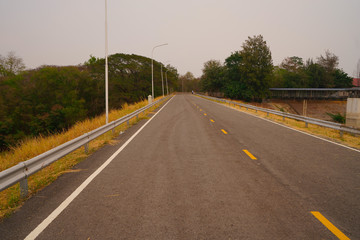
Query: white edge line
25 96 175 240
195 95 360 153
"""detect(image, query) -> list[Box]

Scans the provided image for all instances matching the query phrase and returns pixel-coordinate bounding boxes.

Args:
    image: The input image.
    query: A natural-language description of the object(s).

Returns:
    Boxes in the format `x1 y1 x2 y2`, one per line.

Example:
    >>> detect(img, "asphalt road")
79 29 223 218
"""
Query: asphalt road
1 94 359 239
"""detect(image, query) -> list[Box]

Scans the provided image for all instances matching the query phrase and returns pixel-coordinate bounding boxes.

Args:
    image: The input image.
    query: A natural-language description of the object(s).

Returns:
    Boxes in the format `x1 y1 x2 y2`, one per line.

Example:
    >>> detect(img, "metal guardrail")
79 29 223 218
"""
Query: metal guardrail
0 96 170 197
196 94 360 136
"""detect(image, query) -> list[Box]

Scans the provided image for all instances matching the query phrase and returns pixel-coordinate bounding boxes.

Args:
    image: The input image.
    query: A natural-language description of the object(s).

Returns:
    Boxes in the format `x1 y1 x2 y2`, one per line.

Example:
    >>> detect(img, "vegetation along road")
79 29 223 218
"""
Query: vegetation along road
0 94 359 239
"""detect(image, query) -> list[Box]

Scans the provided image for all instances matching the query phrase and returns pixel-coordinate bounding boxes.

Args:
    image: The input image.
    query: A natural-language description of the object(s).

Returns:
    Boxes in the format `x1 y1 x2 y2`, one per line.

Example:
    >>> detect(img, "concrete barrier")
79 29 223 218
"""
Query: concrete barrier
346 98 360 128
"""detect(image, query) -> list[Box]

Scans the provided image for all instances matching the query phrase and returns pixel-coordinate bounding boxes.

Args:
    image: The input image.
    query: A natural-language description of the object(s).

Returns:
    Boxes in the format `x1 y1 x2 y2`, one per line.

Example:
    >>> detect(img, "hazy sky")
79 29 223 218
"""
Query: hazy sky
1 0 359 77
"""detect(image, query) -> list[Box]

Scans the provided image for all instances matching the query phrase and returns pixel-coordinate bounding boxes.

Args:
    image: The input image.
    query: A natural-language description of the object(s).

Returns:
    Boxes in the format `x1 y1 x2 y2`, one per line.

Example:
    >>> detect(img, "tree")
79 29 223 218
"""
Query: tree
179 72 195 92
223 51 244 99
317 50 339 72
0 51 26 77
304 59 327 88
238 35 273 100
333 69 353 88
316 50 339 87
164 64 179 93
276 56 308 88
280 56 304 73
200 60 224 94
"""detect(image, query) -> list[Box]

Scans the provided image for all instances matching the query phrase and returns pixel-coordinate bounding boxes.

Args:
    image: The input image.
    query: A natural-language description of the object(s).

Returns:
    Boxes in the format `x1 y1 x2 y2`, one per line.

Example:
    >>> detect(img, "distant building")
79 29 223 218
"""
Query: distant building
353 78 360 87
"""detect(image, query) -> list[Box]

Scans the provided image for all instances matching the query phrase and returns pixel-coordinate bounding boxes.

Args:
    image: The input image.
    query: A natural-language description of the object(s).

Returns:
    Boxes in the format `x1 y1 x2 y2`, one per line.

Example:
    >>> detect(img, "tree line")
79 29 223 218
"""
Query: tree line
0 52 179 150
199 35 353 101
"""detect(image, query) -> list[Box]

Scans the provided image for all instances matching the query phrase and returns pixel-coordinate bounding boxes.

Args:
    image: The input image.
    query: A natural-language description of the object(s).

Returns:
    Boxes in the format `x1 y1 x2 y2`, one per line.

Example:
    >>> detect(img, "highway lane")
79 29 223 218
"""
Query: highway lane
1 94 359 239
192 95 359 239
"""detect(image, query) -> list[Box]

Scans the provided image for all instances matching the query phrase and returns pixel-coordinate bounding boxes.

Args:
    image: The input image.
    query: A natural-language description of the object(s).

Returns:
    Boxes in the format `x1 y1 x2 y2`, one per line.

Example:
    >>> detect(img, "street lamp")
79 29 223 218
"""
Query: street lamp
165 70 169 95
164 61 170 95
105 0 109 124
151 43 168 99
161 64 164 97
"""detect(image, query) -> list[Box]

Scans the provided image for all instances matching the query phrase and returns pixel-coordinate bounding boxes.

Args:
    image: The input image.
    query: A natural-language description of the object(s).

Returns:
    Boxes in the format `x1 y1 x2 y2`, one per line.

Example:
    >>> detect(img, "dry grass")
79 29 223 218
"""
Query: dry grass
0 96 166 219
217 99 360 150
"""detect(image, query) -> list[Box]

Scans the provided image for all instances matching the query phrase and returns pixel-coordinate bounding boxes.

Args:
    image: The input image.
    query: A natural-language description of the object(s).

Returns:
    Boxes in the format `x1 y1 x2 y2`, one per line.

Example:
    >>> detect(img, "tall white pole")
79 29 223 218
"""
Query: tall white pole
165 71 169 95
151 43 168 100
105 0 109 124
164 61 170 95
161 64 164 97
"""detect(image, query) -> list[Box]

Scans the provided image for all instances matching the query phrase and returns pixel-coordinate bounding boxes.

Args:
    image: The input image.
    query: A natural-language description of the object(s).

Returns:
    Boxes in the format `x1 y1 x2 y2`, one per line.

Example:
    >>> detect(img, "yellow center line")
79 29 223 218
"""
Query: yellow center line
243 149 257 160
210 119 215 122
204 113 207 116
311 211 350 240
221 129 228 134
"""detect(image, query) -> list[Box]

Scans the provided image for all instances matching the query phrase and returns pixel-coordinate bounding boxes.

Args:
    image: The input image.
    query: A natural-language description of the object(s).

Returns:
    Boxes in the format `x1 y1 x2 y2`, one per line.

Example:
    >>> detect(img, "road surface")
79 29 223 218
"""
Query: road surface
1 94 359 239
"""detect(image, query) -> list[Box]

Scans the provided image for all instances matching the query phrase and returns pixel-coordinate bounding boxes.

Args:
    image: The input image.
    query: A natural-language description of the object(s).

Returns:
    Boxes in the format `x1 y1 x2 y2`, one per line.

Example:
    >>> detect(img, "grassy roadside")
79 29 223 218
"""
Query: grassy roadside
202 96 360 150
0 96 168 219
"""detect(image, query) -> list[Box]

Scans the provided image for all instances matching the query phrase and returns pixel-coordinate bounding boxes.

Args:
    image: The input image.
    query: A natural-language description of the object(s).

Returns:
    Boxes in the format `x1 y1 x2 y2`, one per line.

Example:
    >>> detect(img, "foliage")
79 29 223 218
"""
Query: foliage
271 51 353 88
326 112 346 124
0 53 178 150
238 35 273 101
0 52 26 77
179 72 201 92
333 69 353 88
200 60 224 93
201 35 273 101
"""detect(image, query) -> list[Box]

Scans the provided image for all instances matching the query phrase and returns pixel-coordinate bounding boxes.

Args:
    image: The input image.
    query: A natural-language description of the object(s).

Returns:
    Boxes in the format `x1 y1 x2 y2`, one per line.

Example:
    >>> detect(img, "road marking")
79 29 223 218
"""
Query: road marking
24 96 175 240
221 129 228 134
204 113 207 116
311 211 350 240
198 96 360 153
210 119 215 122
243 149 257 160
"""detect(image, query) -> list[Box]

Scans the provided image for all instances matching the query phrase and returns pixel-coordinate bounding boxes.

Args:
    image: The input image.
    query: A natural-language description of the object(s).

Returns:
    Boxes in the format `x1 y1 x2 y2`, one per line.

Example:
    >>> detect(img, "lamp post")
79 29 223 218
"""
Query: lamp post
164 61 170 95
161 64 164 97
105 0 109 124
165 70 169 95
151 43 168 99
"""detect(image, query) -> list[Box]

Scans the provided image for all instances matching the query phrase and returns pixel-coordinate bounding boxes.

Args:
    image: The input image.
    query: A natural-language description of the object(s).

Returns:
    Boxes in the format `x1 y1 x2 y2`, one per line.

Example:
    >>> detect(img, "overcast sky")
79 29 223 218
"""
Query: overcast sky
1 0 359 77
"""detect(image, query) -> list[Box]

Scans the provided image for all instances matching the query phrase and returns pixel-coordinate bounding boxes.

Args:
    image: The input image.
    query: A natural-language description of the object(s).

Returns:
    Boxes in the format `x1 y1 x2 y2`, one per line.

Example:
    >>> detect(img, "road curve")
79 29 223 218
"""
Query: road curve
0 94 359 239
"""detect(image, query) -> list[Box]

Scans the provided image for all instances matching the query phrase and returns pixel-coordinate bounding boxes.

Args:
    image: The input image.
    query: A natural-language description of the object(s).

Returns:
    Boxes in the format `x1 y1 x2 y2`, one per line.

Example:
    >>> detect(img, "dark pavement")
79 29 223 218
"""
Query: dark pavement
1 94 359 239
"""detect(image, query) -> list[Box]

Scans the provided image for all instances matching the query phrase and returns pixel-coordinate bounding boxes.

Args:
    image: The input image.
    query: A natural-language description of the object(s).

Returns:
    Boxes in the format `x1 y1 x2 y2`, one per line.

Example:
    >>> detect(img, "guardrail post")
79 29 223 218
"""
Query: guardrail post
340 130 344 138
20 178 28 198
255 109 257 113
283 116 285 121
84 142 89 154
305 122 308 128
267 112 269 117
136 114 139 121
127 120 130 126
112 122 115 134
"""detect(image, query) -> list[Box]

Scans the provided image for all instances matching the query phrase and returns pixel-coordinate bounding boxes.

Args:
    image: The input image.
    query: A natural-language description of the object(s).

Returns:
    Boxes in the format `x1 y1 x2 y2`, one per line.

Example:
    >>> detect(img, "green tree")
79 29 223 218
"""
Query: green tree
223 51 244 99
200 60 224 94
304 59 327 88
238 35 273 100
333 69 353 88
275 56 308 88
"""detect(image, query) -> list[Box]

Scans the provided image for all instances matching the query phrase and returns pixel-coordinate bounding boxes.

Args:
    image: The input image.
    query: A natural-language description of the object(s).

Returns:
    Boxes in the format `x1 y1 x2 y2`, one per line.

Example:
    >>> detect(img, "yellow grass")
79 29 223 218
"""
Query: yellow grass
0 96 167 219
227 99 360 149
200 96 360 149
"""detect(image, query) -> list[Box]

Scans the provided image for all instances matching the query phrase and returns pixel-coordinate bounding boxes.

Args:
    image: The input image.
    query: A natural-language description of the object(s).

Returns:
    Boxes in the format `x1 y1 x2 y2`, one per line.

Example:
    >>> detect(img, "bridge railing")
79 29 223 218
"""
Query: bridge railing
196 94 360 137
0 96 169 197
